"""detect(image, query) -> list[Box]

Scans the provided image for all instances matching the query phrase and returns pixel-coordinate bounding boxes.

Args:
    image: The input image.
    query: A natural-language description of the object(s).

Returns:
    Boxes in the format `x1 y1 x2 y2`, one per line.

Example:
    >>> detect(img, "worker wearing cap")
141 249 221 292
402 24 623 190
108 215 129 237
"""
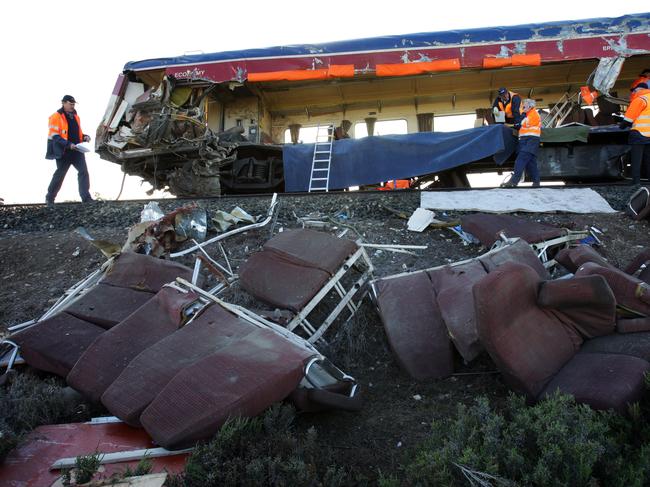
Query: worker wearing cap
620 83 650 185
492 88 522 125
45 95 93 205
501 99 541 188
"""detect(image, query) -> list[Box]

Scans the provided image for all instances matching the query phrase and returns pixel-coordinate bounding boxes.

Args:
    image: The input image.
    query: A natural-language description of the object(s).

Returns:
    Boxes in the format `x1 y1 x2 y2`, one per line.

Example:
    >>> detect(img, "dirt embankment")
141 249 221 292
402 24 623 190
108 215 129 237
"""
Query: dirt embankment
0 186 647 476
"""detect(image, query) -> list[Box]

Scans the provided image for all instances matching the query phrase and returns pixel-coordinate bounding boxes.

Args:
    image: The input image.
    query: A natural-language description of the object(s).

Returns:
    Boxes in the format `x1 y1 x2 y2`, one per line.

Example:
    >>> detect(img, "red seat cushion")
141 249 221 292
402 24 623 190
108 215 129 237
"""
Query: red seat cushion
461 213 565 247
474 262 577 399
67 287 199 402
478 239 549 279
576 262 650 316
101 252 198 292
541 352 650 413
64 284 154 329
12 313 104 378
239 251 330 312
375 272 454 380
537 275 616 339
429 261 488 362
102 304 256 426
140 328 314 449
263 229 358 275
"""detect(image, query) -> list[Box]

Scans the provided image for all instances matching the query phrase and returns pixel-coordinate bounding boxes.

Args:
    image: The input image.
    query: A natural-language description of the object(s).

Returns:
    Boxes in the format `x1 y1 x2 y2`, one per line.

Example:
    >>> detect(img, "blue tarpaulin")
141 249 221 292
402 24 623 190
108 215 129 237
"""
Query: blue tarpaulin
282 125 518 192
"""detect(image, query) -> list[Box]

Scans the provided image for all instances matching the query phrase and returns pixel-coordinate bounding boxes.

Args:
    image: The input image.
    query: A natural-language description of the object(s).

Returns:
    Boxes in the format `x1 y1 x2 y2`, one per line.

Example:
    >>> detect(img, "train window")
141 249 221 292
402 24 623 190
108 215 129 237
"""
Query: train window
283 126 320 144
354 119 408 138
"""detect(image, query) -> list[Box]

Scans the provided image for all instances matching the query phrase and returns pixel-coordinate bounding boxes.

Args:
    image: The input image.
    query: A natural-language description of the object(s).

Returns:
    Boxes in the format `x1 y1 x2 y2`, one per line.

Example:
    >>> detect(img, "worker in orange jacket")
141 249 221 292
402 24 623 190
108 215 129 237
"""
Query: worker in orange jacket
45 95 93 205
620 82 650 185
501 98 541 188
492 87 522 125
630 69 650 100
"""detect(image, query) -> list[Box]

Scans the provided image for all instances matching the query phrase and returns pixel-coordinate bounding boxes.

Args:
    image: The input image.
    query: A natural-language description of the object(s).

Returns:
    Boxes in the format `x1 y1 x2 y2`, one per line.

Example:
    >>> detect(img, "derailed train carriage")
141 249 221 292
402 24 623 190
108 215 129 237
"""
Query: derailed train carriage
95 13 650 195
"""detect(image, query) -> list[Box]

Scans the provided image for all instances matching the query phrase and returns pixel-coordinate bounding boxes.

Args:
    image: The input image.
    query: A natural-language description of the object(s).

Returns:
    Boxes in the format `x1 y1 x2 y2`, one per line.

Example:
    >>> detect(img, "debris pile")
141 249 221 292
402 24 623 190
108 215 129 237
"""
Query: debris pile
96 76 282 196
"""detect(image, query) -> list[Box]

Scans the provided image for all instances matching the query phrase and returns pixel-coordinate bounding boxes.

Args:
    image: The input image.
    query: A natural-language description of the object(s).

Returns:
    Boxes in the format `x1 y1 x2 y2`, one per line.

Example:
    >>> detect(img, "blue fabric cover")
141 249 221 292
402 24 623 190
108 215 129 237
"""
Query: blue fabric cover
282 125 517 192
123 14 649 71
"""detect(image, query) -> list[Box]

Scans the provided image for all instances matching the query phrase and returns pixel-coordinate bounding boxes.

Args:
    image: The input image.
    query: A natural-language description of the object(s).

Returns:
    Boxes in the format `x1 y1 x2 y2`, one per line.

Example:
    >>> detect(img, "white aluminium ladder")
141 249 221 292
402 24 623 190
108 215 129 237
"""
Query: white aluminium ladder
308 124 334 192
542 92 580 128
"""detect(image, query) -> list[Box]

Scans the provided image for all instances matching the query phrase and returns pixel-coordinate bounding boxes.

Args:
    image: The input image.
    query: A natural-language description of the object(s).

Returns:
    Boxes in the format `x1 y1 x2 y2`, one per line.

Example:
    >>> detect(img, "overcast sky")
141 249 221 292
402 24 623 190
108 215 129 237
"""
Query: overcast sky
0 1 642 204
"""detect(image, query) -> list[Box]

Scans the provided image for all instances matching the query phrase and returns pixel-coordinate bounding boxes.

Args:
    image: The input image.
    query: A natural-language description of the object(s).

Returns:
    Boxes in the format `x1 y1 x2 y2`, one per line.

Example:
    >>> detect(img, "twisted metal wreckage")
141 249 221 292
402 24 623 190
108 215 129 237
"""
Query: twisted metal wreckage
2 191 650 479
96 76 283 197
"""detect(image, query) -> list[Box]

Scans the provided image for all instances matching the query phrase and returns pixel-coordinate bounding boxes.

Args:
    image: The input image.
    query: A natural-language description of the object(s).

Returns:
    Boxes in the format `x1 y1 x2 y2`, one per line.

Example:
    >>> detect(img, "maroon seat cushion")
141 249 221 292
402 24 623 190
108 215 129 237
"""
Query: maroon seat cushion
541 352 650 413
428 260 488 362
239 251 330 312
461 213 565 247
474 262 577 399
554 245 615 274
102 304 257 426
11 313 104 378
101 252 198 292
140 328 314 449
64 284 154 329
67 287 199 402
263 229 358 275
576 262 650 316
580 331 650 362
375 272 454 380
537 275 616 339
478 239 549 279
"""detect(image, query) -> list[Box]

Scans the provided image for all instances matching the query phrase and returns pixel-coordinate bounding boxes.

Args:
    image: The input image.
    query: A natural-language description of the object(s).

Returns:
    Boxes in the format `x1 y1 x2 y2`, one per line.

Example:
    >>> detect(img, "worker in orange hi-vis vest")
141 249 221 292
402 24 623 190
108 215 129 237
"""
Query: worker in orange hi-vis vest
45 95 93 205
630 69 650 101
501 98 541 188
492 87 523 125
621 82 650 185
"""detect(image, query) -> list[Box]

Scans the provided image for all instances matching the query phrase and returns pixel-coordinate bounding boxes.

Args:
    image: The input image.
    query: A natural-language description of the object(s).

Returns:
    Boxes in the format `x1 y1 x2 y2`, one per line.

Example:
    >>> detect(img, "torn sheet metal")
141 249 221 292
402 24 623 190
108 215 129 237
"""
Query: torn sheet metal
407 208 436 232
0 423 187 487
212 206 257 232
76 227 122 258
626 186 650 221
96 76 282 197
124 204 208 257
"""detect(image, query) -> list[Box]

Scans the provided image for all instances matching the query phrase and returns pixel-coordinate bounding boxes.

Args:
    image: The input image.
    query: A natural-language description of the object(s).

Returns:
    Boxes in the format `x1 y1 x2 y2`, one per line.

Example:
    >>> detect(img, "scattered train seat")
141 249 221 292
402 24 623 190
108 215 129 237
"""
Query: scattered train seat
373 239 549 380
474 261 649 413
461 213 565 248
139 327 316 449
428 260 487 362
10 252 196 380
101 303 258 426
576 262 650 317
11 313 104 378
239 229 372 342
66 287 201 402
375 272 454 380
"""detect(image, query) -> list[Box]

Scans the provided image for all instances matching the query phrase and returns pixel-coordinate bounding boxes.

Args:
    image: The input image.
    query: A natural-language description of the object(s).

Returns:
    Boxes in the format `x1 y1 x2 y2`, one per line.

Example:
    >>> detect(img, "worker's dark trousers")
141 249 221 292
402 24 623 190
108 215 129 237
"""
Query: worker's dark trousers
46 155 92 203
630 143 650 184
510 150 540 186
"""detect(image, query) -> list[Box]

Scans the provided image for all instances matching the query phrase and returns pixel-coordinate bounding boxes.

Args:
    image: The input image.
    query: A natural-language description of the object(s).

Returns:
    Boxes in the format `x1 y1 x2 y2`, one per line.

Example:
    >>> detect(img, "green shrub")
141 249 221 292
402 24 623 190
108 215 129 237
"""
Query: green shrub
0 373 95 461
176 404 352 487
405 392 650 487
